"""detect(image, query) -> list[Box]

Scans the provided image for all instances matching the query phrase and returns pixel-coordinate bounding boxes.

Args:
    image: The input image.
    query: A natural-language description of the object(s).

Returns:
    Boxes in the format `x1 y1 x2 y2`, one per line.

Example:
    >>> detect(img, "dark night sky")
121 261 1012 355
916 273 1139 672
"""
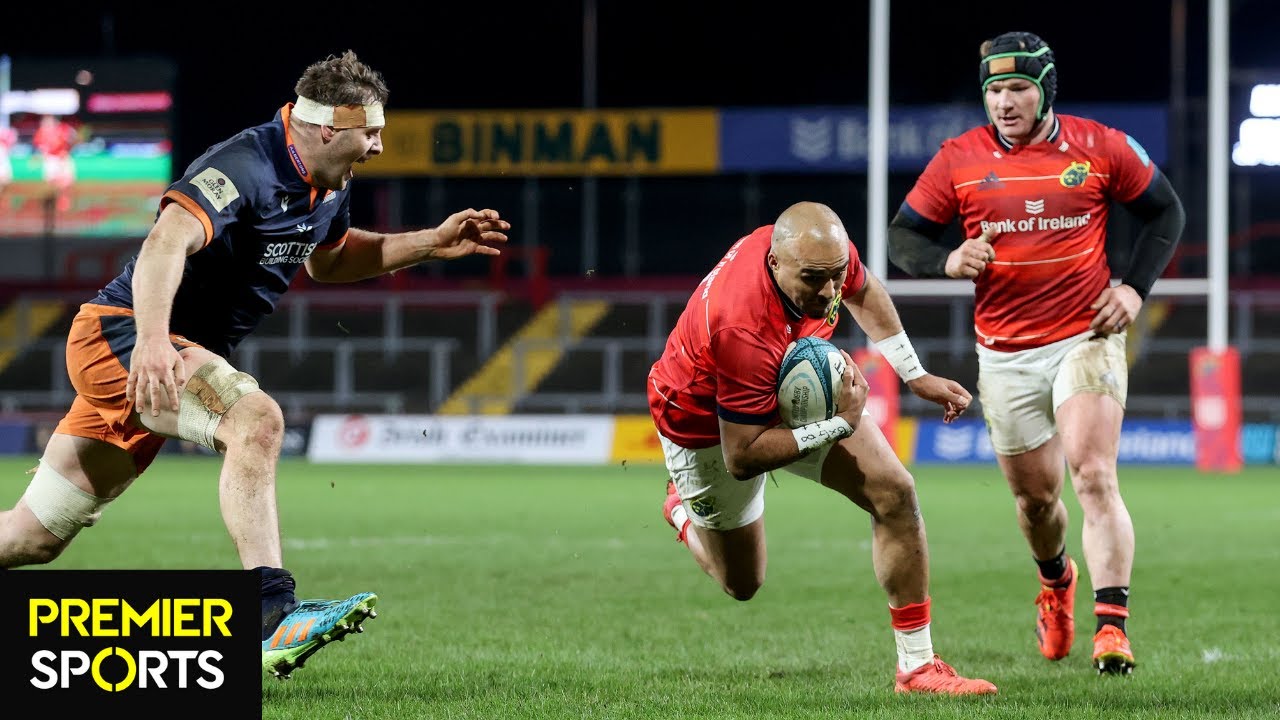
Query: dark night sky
2 1 1276 169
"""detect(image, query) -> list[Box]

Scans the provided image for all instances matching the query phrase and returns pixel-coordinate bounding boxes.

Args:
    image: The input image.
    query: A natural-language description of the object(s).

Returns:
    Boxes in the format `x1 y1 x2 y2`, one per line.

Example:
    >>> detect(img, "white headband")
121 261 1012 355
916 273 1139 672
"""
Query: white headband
293 95 385 129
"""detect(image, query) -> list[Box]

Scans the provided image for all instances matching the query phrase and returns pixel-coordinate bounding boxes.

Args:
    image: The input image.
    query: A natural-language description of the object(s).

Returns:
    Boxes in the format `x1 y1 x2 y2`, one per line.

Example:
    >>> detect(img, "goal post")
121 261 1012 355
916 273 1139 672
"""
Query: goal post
1193 0 1243 472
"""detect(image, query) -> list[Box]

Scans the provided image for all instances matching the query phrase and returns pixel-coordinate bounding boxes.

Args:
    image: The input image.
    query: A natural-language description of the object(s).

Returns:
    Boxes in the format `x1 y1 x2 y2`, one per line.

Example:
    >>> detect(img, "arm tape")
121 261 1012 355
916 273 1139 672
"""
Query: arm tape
792 416 855 454
875 330 928 382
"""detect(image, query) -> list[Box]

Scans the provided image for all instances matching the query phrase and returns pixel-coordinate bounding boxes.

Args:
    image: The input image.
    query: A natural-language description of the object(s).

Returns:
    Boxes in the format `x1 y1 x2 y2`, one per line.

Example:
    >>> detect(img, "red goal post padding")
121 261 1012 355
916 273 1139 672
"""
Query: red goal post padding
1189 346 1243 472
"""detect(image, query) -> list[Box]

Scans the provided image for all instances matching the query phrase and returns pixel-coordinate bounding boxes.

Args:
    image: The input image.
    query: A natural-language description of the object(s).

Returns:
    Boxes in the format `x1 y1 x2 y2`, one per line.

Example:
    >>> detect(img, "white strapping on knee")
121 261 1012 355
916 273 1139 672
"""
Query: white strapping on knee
177 356 262 450
22 460 112 541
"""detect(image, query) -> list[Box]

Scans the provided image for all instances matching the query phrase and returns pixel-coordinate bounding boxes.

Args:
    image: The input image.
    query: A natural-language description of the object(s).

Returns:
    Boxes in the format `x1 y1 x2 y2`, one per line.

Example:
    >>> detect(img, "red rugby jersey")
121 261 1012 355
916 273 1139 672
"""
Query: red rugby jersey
33 120 76 158
904 114 1156 351
648 225 867 449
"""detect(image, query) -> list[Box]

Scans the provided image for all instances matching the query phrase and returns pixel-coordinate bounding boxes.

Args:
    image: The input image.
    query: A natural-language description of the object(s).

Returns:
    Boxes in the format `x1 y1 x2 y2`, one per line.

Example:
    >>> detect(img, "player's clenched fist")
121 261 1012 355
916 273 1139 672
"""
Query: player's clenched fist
945 229 997 279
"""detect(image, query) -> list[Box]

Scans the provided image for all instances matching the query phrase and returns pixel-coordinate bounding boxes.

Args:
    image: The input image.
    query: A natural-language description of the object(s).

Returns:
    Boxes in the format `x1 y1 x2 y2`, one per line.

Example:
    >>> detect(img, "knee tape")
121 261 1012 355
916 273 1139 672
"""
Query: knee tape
178 356 263 450
22 461 112 541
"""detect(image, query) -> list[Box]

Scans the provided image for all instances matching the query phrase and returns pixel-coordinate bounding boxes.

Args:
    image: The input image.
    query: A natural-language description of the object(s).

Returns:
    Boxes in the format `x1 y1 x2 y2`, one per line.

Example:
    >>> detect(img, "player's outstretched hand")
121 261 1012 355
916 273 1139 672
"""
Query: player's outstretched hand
127 336 186 417
906 374 972 424
428 208 511 260
1089 284 1142 334
945 228 996 279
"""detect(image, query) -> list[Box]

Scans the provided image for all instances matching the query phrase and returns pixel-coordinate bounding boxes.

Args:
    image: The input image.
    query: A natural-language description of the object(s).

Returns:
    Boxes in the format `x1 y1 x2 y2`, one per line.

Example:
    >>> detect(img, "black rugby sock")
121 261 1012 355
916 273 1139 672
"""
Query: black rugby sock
1036 549 1069 585
259 566 300 641
1094 587 1130 634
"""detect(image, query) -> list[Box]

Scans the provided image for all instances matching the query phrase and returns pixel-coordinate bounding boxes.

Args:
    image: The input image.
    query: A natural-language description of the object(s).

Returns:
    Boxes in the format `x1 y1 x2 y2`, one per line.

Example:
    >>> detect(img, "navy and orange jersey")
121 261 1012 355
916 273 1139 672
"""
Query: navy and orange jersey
648 225 868 449
92 104 350 357
904 114 1157 352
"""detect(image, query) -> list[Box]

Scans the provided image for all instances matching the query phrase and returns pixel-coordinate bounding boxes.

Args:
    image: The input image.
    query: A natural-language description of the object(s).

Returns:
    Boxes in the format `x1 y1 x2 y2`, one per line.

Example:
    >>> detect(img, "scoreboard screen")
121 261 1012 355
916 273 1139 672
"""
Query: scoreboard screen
1 57 176 238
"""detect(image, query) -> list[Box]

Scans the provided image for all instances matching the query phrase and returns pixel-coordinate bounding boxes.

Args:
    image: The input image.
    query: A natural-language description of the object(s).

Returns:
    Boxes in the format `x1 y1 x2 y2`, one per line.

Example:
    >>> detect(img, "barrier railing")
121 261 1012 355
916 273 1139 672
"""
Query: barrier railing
3 287 1279 421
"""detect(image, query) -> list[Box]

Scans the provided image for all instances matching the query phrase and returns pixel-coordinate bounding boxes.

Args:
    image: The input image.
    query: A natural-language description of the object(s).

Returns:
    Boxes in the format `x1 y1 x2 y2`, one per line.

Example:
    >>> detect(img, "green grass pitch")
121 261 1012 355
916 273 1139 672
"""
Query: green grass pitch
2 457 1278 719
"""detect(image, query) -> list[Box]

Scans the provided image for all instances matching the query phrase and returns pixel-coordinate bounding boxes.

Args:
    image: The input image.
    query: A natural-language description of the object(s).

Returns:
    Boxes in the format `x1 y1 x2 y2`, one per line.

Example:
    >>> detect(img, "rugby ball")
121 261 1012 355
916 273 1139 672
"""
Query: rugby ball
776 336 847 428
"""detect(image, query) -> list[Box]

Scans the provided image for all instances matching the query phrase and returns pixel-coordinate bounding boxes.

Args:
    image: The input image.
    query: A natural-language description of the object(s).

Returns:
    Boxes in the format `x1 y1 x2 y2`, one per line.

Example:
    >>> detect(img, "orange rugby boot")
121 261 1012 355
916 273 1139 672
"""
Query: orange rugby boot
1034 557 1077 660
1093 625 1136 675
894 655 997 695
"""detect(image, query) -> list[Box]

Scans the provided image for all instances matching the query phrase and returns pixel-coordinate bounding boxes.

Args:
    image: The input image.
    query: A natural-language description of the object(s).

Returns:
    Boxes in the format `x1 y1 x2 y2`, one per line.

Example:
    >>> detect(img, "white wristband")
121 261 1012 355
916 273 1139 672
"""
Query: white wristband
875 331 928 382
792 416 855 454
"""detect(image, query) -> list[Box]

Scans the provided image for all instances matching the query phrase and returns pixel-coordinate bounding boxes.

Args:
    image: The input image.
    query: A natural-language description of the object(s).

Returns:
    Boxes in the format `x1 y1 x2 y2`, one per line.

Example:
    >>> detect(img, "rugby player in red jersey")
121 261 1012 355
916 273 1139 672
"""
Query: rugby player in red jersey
650 201 996 695
32 114 78 213
0 52 510 679
888 32 1186 675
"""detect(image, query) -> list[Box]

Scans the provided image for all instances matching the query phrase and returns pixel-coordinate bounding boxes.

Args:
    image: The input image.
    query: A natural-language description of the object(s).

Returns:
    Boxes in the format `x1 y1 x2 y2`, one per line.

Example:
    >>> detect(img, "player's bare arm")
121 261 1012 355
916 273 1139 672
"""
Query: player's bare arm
306 208 510 282
718 358 868 480
842 274 972 422
127 203 206 416
842 273 907 341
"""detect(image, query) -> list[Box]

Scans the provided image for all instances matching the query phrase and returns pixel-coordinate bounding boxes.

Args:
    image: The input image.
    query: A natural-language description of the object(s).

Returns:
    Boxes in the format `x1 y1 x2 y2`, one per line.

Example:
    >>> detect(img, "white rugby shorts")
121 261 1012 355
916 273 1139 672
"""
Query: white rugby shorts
657 433 831 531
977 330 1127 456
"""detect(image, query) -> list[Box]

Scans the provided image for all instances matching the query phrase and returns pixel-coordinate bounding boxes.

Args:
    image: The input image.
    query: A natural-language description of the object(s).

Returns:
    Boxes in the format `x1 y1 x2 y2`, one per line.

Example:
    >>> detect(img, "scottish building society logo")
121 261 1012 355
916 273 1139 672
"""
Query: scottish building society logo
0 570 259 715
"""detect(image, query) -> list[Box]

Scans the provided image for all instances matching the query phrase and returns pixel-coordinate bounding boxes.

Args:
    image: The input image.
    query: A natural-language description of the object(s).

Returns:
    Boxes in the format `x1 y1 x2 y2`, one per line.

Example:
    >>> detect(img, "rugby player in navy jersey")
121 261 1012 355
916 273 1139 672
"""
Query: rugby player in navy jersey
0 51 510 679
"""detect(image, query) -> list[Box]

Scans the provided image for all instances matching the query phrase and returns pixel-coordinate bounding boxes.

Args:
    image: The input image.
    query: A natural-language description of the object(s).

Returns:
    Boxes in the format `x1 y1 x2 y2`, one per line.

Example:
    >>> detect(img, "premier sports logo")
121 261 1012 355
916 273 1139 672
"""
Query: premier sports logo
1 570 259 715
28 597 232 690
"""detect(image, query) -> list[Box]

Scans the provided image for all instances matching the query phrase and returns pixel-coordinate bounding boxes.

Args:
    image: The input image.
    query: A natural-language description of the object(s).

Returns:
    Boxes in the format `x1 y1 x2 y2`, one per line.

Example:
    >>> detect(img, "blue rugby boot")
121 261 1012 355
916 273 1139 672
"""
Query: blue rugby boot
262 592 378 679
